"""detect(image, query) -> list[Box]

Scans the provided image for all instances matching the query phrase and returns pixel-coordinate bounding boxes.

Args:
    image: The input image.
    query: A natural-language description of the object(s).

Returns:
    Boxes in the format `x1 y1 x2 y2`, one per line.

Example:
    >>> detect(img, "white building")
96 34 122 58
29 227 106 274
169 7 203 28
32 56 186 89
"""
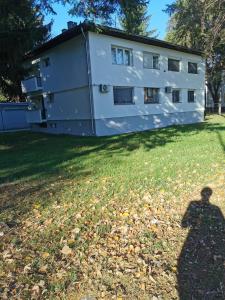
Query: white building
22 22 205 136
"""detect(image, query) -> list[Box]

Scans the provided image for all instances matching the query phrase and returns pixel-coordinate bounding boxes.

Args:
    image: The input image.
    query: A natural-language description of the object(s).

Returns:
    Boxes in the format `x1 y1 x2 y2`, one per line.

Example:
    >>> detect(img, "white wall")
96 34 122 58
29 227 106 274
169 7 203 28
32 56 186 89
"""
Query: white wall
88 32 205 120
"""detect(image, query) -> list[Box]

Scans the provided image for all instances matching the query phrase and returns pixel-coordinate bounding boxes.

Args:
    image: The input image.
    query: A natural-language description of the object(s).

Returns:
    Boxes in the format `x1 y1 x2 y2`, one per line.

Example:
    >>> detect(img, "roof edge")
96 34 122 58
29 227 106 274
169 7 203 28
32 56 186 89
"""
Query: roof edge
25 22 203 60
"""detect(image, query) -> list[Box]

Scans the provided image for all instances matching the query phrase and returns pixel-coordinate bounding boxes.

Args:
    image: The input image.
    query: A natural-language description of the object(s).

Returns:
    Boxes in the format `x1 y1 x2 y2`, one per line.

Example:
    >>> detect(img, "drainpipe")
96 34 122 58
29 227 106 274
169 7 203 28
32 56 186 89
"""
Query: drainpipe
81 27 95 136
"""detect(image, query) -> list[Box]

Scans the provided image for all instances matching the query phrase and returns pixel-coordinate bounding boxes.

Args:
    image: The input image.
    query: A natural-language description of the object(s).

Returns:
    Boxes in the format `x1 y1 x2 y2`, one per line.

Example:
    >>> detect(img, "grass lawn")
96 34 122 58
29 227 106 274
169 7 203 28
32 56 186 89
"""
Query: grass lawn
0 115 225 299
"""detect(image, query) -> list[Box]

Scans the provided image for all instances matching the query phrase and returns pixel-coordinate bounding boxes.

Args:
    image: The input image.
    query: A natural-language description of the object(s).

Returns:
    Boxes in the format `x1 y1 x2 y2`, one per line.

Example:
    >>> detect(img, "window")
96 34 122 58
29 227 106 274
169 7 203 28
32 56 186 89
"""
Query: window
168 58 180 72
111 46 132 66
43 57 50 67
144 88 160 104
188 90 195 102
188 62 198 74
172 89 181 103
143 52 159 69
113 87 134 105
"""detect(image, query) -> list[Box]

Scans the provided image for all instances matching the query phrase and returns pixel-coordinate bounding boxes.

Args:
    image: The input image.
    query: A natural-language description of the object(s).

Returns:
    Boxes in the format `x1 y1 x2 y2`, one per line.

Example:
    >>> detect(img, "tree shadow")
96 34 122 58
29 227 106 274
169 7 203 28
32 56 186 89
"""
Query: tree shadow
0 120 225 185
177 187 225 299
0 120 225 223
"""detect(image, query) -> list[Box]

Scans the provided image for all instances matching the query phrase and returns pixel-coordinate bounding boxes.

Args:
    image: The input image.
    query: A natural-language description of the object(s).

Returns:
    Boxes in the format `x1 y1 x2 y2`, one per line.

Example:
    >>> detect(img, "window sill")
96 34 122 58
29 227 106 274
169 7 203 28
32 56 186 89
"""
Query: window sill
168 70 180 72
143 67 160 70
114 103 135 105
188 72 198 75
172 101 182 104
112 63 133 67
144 102 160 105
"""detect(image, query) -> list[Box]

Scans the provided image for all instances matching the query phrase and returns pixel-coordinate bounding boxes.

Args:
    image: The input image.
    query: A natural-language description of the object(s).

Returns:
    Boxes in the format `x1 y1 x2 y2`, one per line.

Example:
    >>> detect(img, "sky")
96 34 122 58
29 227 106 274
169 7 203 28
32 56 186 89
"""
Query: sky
45 0 174 40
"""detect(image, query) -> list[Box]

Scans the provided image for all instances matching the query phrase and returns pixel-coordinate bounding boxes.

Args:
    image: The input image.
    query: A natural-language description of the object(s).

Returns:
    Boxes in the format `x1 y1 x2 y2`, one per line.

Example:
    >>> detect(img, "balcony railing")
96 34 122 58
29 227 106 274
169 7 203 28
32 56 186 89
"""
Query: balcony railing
21 76 42 94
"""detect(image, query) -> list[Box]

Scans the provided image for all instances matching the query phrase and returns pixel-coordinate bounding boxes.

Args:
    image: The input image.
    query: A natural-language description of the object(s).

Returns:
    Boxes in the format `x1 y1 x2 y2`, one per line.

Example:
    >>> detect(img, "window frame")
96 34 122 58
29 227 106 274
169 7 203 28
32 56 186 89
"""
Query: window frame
144 87 160 104
111 46 133 66
143 52 160 70
188 90 195 103
188 62 198 74
168 58 180 72
172 89 181 103
113 86 134 105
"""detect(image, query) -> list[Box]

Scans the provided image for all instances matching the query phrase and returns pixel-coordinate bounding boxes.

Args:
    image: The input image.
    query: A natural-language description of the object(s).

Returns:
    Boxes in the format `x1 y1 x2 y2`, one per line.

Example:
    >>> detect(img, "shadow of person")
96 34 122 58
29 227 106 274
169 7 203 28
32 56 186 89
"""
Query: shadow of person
177 187 225 299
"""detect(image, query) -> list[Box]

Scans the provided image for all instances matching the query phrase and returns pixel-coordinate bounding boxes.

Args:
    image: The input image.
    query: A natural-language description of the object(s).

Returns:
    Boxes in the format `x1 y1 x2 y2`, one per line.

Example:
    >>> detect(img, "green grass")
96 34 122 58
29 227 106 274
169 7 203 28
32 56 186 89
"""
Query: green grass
0 115 225 299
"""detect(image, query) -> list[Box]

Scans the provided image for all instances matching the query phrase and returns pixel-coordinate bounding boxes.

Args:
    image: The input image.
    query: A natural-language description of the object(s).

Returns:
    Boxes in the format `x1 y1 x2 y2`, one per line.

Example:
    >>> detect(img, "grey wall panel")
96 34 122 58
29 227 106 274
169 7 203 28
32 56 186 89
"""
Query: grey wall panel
31 119 94 136
95 111 204 136
41 36 89 92
45 87 91 120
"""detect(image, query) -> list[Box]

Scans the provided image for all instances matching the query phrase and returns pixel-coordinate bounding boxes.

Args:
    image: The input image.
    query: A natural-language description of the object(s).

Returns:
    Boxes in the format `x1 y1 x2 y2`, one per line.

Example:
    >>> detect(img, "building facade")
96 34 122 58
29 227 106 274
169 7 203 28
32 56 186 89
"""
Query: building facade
22 22 205 136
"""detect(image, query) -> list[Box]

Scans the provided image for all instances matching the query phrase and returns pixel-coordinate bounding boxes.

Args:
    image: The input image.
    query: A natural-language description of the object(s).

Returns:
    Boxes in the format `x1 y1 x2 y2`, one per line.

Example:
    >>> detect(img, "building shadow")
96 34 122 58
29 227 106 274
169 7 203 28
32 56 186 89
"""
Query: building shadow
177 187 225 299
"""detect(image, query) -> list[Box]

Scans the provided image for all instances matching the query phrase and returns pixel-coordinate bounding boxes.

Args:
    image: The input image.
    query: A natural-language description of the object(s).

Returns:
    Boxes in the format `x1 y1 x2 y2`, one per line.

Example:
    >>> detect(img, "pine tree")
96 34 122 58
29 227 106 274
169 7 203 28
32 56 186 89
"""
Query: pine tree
119 0 155 36
67 0 155 36
0 0 51 100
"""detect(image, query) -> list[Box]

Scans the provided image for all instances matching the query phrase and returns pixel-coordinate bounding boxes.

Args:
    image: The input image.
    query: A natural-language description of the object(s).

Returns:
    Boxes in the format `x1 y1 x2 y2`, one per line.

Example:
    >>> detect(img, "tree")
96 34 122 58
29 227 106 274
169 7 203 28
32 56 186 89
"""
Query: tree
165 0 225 113
120 0 155 36
66 0 155 36
0 0 51 101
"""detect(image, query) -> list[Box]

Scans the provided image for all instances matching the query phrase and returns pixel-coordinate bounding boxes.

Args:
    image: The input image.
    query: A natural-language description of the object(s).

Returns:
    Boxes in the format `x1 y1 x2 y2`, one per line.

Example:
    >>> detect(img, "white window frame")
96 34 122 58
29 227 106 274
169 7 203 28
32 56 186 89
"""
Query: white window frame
168 58 180 72
111 46 133 66
113 86 134 105
188 90 196 103
144 87 160 104
172 89 181 103
143 52 160 70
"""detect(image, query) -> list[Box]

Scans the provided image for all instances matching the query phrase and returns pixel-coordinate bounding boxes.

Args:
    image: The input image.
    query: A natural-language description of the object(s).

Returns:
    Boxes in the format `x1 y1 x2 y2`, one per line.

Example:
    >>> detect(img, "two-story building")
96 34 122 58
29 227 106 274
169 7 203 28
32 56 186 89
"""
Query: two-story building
22 22 205 136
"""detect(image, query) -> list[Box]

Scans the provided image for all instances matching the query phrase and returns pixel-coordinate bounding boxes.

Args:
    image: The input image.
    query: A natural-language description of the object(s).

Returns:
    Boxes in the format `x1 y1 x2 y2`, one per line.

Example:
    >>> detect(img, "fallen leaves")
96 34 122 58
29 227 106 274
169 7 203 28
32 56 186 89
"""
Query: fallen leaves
61 245 73 256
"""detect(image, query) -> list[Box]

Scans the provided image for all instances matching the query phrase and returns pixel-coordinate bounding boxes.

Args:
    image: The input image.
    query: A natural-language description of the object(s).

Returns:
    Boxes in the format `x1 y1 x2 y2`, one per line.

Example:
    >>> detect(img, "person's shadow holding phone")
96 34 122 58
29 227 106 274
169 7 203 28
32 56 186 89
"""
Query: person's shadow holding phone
177 187 225 299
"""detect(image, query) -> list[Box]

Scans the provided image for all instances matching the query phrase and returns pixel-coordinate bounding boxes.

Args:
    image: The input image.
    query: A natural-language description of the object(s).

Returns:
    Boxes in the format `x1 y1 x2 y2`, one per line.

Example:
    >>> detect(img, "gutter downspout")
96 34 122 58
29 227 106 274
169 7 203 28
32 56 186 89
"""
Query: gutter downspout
81 27 95 136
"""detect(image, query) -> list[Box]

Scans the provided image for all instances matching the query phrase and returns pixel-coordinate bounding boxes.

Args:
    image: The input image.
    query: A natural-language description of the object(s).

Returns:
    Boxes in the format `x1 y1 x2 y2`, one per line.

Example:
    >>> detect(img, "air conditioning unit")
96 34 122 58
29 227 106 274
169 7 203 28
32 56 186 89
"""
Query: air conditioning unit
165 86 172 93
99 84 109 93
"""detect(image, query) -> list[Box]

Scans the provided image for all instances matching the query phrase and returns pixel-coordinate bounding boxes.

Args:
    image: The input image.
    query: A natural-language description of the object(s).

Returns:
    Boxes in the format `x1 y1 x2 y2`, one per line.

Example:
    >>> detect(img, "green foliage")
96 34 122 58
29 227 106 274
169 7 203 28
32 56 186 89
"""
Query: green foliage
0 92 7 102
0 0 51 100
165 0 225 108
67 0 155 36
119 0 156 36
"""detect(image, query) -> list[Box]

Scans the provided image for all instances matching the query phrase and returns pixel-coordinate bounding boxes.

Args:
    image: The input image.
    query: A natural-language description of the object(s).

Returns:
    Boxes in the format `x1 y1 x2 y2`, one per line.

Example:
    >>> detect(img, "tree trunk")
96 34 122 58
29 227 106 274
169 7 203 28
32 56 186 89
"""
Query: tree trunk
207 83 221 114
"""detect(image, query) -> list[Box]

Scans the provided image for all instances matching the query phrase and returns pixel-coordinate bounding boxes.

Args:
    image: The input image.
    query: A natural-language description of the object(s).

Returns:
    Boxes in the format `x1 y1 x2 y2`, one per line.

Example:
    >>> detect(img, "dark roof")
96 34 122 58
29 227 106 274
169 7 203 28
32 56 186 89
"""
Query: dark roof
25 22 203 59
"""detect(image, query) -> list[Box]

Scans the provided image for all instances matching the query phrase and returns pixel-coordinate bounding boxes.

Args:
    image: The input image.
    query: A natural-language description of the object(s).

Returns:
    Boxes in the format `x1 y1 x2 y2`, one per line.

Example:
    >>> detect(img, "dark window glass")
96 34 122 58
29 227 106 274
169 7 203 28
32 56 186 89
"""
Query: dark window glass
188 90 195 102
172 90 181 103
113 87 134 105
144 88 160 104
168 58 180 72
188 62 198 74
43 57 50 67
